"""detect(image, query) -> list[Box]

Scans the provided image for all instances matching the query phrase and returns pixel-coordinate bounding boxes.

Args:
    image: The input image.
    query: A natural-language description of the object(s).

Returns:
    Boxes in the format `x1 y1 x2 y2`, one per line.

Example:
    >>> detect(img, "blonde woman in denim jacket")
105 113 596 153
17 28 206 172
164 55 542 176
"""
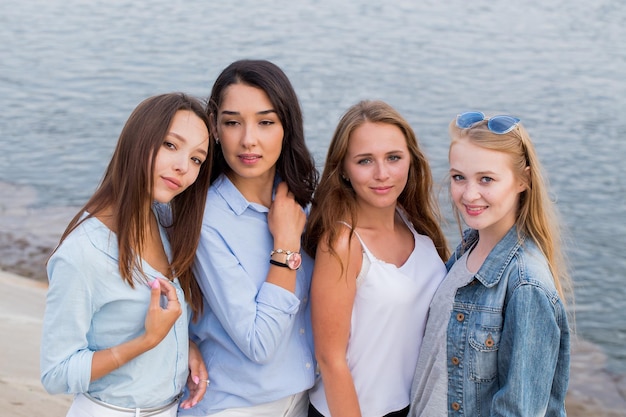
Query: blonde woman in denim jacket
409 112 571 417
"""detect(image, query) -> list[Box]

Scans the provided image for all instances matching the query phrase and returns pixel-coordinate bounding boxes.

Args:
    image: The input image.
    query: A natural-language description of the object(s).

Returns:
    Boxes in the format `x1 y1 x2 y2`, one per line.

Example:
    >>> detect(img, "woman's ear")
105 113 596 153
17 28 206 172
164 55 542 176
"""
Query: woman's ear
519 165 531 192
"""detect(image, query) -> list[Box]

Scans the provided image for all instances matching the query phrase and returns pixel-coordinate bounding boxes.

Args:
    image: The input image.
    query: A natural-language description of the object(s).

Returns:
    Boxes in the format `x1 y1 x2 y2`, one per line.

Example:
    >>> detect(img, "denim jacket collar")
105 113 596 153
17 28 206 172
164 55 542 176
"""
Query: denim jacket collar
457 226 526 288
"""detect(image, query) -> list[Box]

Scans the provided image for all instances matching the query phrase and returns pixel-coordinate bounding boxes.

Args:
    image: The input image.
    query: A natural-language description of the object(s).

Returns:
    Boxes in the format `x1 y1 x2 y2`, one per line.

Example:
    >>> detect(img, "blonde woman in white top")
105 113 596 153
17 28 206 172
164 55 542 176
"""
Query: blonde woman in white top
303 100 449 417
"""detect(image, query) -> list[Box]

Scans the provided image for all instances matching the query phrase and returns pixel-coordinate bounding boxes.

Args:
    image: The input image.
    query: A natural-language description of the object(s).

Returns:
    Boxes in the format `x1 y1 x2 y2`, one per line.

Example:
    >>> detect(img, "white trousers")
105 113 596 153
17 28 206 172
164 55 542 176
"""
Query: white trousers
208 391 308 417
66 394 178 417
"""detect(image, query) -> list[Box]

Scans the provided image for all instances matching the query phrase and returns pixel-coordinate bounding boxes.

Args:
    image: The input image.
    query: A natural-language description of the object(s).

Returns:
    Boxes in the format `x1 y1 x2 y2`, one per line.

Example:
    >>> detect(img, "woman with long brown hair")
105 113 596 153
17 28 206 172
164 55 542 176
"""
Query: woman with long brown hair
41 93 212 416
304 100 449 417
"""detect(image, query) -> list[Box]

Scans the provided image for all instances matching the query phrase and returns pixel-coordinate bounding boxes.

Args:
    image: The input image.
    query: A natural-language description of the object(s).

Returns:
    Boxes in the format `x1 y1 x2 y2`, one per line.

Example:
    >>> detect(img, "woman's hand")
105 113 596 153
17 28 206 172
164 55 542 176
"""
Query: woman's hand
180 341 209 409
90 278 182 381
143 278 183 348
268 182 306 251
266 182 306 293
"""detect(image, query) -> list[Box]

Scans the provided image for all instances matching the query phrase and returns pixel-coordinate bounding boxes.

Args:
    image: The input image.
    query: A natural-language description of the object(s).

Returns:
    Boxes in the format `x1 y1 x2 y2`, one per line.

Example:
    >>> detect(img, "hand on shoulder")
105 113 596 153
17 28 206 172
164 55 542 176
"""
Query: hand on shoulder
268 182 306 250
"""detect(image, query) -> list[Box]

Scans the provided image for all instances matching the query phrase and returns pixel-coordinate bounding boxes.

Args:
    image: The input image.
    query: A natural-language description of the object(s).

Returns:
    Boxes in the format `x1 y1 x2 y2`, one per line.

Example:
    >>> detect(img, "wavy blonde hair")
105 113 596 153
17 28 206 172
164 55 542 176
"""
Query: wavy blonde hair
449 118 571 300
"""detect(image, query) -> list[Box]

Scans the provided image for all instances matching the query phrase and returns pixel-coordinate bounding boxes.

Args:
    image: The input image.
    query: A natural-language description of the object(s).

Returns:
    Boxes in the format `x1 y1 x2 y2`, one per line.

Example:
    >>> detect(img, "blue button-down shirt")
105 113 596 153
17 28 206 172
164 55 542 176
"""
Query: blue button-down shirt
181 174 315 416
41 214 189 408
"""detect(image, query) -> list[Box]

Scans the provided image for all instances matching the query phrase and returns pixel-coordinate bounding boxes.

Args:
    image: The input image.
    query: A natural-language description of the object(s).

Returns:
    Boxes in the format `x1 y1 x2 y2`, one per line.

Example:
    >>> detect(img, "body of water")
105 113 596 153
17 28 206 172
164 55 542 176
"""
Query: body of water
1 0 625 373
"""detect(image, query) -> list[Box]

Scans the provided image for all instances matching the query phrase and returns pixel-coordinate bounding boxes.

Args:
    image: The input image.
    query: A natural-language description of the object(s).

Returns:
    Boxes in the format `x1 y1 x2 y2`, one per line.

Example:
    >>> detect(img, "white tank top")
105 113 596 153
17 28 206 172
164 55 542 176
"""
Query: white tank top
309 211 447 417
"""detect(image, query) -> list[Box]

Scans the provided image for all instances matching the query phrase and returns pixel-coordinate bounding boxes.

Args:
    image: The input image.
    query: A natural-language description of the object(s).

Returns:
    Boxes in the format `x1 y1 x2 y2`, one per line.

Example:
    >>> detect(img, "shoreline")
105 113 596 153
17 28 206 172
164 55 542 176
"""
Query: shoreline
1 269 625 416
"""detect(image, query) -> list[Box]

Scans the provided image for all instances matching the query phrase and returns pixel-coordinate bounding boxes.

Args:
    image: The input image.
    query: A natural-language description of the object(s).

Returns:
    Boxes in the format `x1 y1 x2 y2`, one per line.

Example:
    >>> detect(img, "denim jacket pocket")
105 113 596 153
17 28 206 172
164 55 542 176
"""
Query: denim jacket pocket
468 323 502 382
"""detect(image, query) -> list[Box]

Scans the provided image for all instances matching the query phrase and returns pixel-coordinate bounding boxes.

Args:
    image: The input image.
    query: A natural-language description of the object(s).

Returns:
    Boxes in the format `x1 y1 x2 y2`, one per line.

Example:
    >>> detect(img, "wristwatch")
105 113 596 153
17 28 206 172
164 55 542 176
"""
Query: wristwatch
270 249 302 270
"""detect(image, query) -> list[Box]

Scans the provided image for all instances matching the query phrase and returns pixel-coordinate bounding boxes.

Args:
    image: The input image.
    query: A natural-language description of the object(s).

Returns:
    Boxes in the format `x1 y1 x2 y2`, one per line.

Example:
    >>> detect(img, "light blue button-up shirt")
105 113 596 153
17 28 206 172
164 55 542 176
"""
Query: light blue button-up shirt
40 214 189 408
181 174 315 416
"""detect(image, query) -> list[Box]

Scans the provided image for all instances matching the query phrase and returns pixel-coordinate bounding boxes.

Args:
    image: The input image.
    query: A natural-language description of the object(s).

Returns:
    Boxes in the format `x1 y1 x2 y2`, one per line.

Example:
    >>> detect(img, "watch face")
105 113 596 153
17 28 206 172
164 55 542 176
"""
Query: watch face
287 252 302 270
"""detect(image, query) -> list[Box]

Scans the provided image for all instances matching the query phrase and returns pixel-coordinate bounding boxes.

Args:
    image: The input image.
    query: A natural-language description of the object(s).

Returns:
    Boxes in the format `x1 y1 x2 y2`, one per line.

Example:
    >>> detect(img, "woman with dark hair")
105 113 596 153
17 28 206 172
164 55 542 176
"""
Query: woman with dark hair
41 93 212 416
182 60 318 417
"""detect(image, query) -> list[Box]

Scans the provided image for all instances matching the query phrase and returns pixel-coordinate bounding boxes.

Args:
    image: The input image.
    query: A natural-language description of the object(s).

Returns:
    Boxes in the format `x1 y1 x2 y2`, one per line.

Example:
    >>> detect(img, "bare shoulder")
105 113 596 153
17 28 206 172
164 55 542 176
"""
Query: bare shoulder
314 225 362 283
316 224 360 258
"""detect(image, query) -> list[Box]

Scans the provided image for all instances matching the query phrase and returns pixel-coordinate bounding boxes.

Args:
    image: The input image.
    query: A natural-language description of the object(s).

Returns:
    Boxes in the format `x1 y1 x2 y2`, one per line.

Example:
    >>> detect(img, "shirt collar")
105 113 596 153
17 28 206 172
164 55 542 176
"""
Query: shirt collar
82 215 120 261
462 226 526 287
82 206 172 265
214 174 281 215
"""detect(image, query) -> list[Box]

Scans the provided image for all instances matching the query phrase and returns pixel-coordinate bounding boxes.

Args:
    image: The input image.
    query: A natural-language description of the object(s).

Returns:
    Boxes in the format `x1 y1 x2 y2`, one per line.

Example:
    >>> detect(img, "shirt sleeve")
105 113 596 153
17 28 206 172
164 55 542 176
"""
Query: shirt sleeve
193 224 301 364
491 283 565 416
40 244 95 395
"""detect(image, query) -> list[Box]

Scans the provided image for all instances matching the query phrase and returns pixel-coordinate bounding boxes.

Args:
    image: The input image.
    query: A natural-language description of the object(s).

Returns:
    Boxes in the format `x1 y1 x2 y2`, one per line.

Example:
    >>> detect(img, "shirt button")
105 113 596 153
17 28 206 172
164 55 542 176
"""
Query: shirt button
302 297 308 303
451 402 461 411
451 357 460 366
305 363 312 369
485 334 495 347
299 328 305 335
456 313 465 322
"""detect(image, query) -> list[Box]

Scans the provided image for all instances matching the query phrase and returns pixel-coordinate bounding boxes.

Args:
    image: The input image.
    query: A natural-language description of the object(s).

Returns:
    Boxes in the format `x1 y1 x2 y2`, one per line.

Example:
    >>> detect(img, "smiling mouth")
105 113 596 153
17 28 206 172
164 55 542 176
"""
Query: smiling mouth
465 205 486 214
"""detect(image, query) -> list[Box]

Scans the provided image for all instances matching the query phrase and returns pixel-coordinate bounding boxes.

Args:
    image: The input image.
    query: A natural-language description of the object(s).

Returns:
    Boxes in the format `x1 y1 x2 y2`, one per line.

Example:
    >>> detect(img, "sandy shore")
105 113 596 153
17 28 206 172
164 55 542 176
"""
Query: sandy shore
0 270 72 417
1 269 624 417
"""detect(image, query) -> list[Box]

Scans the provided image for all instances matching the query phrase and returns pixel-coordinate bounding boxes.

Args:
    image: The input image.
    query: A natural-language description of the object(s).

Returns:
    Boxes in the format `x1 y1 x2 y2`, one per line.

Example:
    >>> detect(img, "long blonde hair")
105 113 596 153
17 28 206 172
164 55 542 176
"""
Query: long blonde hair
448 118 570 299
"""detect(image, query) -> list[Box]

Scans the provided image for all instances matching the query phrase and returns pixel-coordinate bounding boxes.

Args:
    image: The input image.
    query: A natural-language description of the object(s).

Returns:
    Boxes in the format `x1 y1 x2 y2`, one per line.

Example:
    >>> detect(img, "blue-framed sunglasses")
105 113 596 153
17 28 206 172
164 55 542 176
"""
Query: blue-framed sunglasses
456 111 520 134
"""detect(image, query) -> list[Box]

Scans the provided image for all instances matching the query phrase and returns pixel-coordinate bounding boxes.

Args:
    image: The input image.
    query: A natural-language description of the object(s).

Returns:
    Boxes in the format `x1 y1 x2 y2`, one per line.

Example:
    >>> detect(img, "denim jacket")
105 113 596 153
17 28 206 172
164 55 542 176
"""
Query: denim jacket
445 226 570 416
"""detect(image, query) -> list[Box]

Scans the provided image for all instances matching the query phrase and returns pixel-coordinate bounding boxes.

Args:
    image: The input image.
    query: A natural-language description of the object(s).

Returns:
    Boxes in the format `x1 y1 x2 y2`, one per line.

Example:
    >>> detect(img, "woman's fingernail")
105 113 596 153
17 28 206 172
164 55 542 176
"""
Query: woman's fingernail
150 279 160 289
193 376 199 384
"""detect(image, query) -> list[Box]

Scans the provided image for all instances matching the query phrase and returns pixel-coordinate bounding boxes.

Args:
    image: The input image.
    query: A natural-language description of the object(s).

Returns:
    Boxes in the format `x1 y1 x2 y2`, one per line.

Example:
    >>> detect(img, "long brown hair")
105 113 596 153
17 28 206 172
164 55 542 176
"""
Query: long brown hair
52 93 212 315
448 118 570 299
303 100 449 267
207 59 318 206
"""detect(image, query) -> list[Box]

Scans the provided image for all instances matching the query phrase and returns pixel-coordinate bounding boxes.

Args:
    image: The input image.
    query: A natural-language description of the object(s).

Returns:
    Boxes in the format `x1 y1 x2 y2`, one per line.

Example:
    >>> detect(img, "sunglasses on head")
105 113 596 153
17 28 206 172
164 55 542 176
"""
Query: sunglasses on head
456 111 521 134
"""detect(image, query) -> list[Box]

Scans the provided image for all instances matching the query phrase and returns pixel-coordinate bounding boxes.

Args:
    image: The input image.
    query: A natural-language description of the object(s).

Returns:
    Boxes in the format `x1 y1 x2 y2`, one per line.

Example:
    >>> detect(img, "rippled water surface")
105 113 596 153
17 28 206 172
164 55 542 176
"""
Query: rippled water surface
1 0 625 371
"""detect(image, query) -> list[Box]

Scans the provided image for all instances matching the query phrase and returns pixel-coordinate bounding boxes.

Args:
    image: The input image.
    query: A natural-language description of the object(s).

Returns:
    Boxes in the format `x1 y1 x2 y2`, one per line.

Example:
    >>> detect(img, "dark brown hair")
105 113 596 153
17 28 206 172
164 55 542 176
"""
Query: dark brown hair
53 93 212 315
207 59 318 206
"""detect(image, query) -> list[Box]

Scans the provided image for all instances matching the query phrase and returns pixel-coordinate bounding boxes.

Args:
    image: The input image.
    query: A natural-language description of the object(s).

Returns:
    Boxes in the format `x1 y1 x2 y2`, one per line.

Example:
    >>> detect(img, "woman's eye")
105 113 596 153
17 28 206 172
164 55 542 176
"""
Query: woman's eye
191 157 204 166
357 158 372 165
223 120 238 126
451 174 464 181
481 176 494 183
260 120 275 126
164 141 176 150
388 155 401 161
